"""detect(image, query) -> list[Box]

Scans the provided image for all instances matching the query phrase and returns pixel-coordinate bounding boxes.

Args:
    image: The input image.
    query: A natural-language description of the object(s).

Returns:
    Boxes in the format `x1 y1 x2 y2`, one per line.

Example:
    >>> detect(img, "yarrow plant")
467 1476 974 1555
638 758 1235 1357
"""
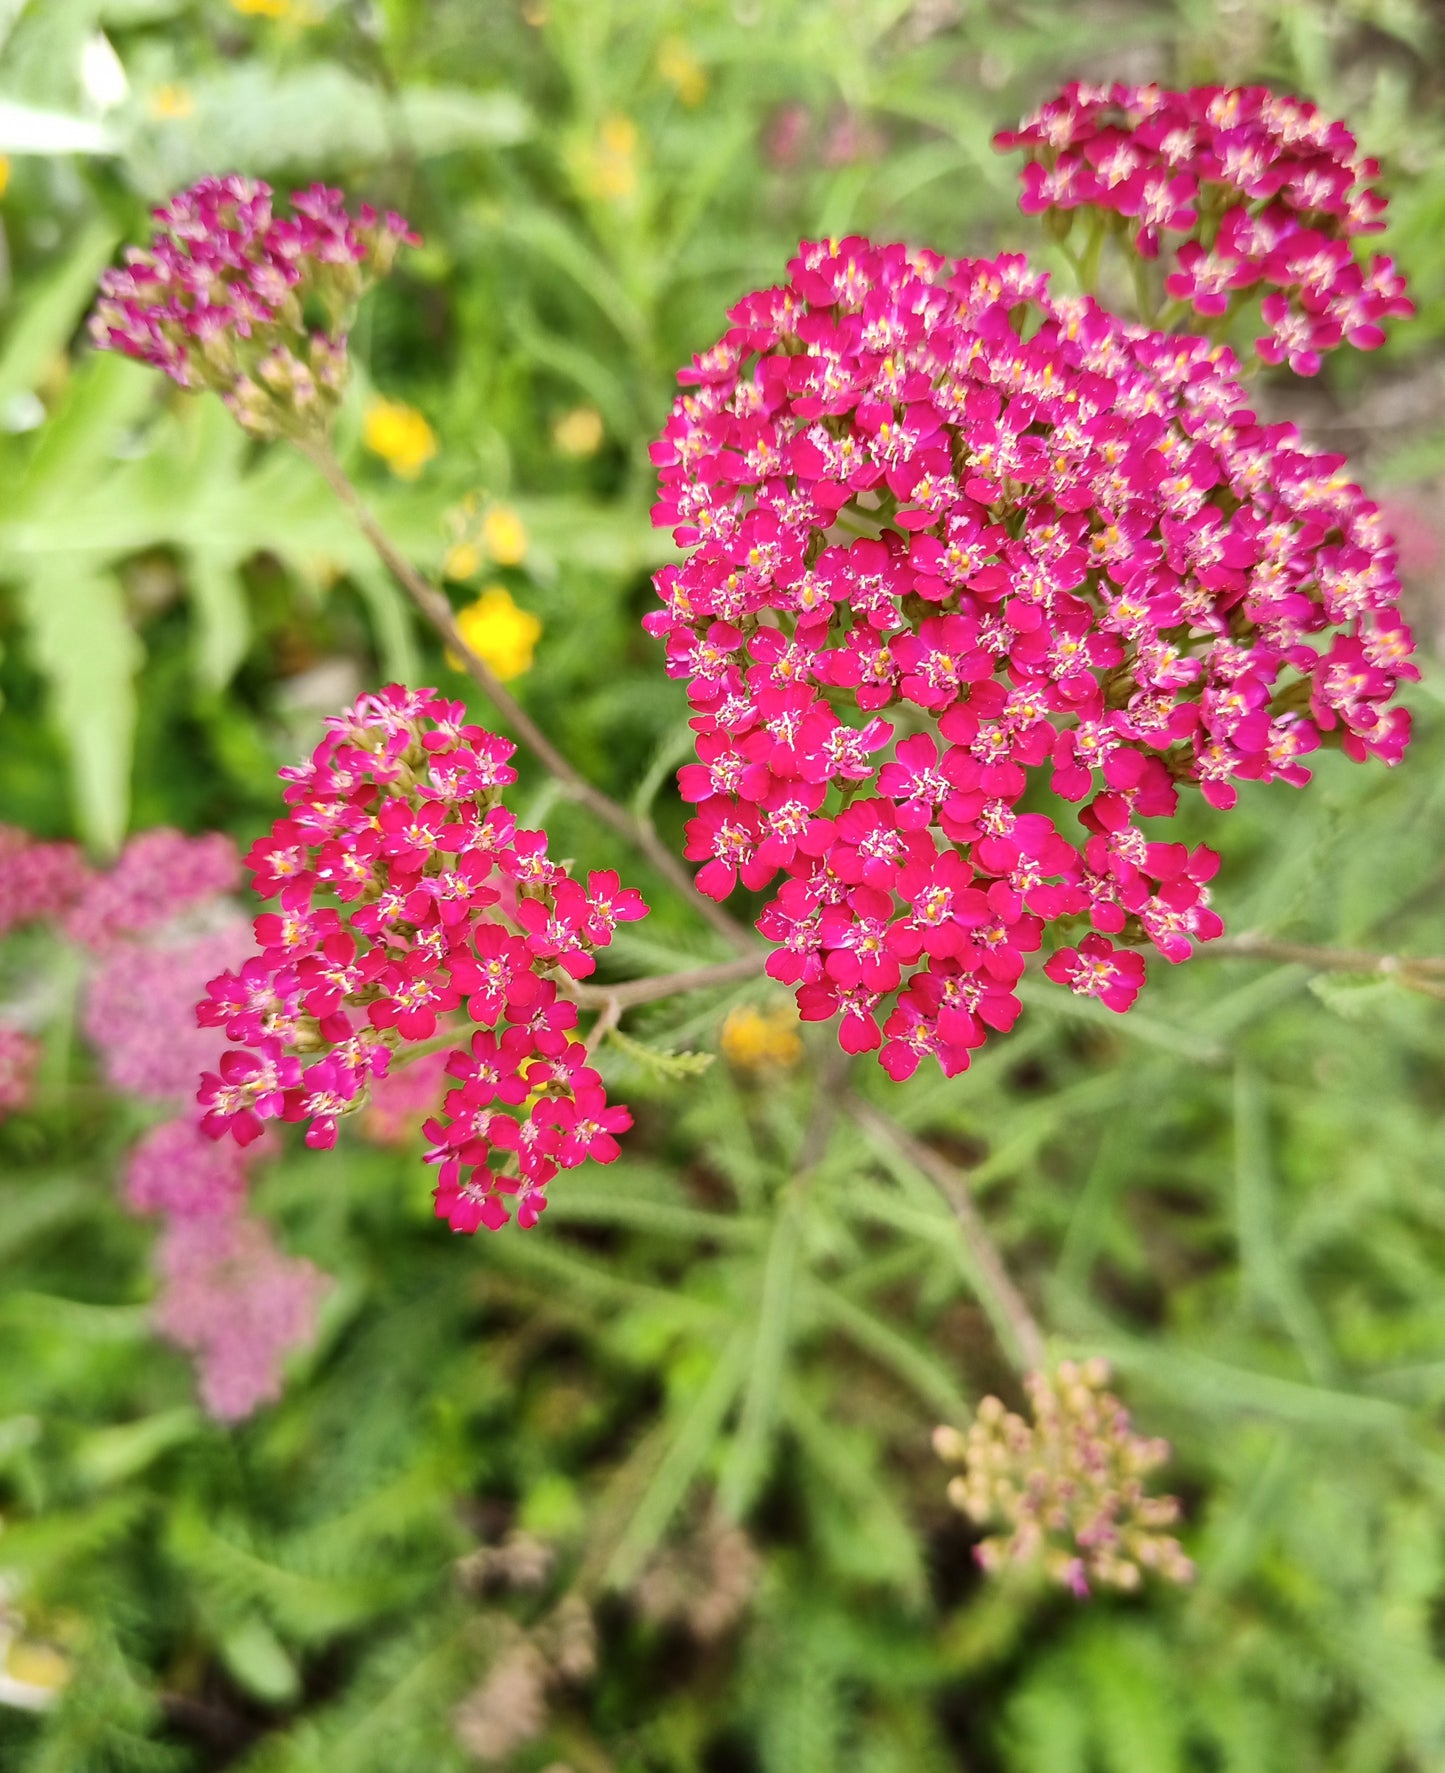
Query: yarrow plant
90 174 417 441
77 94 1424 1549
933 1360 1194 1594
994 82 1413 374
196 685 647 1232
646 234 1415 1077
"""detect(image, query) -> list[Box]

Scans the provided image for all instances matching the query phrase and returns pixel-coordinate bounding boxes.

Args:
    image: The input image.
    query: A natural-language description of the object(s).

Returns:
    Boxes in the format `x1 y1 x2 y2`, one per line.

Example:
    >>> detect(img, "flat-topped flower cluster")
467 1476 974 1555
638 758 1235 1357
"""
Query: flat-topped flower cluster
197 686 646 1232
90 174 417 439
995 83 1412 375
647 237 1414 1076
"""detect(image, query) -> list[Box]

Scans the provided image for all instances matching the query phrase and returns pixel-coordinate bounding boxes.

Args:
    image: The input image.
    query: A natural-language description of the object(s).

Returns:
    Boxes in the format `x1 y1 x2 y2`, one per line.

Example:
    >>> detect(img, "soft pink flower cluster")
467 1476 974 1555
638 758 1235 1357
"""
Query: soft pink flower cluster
0 826 91 938
125 1111 325 1424
197 685 647 1232
152 1209 330 1422
90 175 418 438
0 1027 40 1121
647 237 1414 1076
86 921 255 1099
66 829 240 950
0 818 325 1420
0 824 239 951
995 83 1412 376
360 1047 452 1147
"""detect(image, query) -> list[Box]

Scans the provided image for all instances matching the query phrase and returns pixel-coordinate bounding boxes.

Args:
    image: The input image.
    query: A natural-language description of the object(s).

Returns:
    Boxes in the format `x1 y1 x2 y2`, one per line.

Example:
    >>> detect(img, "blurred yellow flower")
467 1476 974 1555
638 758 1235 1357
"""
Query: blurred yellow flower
552 405 605 458
443 541 482 582
450 585 542 681
148 84 195 119
481 504 528 566
231 0 291 13
657 37 707 107
363 399 437 480
720 1002 804 1071
0 159 10 200
581 114 639 202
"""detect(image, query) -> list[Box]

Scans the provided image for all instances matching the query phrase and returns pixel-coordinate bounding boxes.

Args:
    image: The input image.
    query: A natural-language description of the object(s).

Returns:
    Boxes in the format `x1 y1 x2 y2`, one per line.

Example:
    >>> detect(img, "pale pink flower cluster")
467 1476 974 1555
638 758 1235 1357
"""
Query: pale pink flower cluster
152 1211 330 1422
0 826 91 937
64 829 239 950
84 921 254 1100
0 819 329 1422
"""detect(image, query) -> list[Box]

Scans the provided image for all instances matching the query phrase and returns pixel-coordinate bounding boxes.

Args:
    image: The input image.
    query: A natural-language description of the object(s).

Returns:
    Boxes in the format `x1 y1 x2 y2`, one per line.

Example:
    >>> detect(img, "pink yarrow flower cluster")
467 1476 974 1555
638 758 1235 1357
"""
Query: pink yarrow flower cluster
648 237 1414 1077
86 920 255 1100
0 826 92 938
995 83 1412 375
197 685 647 1233
153 1211 330 1422
65 829 240 950
90 175 418 439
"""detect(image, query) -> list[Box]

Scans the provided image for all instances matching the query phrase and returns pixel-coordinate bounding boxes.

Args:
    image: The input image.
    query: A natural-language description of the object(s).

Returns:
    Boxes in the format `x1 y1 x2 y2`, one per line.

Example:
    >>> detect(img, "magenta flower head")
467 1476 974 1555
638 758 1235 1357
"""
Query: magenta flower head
196 685 648 1233
648 237 1415 1077
89 175 419 440
995 83 1413 373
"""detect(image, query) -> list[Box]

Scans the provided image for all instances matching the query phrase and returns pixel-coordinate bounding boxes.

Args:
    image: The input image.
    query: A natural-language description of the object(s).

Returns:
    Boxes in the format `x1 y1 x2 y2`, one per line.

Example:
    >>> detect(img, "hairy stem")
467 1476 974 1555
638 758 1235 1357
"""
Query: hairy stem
1202 933 1445 995
846 1093 1047 1372
300 438 756 954
570 951 768 1010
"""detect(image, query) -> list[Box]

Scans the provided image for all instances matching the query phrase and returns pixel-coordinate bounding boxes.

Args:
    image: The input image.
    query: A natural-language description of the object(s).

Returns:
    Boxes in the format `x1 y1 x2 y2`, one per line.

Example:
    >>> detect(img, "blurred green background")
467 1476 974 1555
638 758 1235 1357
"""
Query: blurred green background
2 0 1445 1767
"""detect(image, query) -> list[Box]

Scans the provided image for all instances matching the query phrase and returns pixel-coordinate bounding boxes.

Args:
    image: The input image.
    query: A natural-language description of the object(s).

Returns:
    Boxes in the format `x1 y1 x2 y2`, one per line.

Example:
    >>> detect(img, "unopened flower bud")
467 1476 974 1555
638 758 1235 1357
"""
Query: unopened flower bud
935 1362 1193 1595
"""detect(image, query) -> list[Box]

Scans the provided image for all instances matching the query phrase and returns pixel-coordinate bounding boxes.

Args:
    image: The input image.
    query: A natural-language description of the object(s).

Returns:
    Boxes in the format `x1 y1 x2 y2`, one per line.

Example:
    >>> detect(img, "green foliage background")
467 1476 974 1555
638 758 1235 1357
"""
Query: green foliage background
2 0 1445 1766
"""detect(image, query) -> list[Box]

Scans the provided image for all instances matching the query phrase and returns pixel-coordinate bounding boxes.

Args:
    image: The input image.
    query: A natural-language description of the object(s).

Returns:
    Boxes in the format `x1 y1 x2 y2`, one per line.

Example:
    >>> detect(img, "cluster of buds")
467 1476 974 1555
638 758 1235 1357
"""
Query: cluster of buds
197 686 647 1233
995 83 1412 375
90 175 418 440
934 1360 1194 1594
647 236 1414 1076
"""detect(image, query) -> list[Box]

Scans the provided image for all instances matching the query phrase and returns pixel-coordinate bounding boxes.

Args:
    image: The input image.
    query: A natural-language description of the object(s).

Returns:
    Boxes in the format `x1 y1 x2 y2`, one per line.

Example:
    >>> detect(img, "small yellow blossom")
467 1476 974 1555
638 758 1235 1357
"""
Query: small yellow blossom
720 1002 804 1071
443 541 482 582
580 114 639 203
0 159 10 200
657 37 707 107
230 0 292 14
363 398 437 480
481 504 528 566
450 585 542 681
552 405 605 458
148 84 195 120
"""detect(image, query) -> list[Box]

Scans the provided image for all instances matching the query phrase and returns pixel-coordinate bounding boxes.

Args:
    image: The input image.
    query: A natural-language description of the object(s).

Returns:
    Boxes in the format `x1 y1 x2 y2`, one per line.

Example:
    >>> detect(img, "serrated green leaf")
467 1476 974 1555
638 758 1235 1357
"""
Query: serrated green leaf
605 1024 715 1080
1307 971 1402 1021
